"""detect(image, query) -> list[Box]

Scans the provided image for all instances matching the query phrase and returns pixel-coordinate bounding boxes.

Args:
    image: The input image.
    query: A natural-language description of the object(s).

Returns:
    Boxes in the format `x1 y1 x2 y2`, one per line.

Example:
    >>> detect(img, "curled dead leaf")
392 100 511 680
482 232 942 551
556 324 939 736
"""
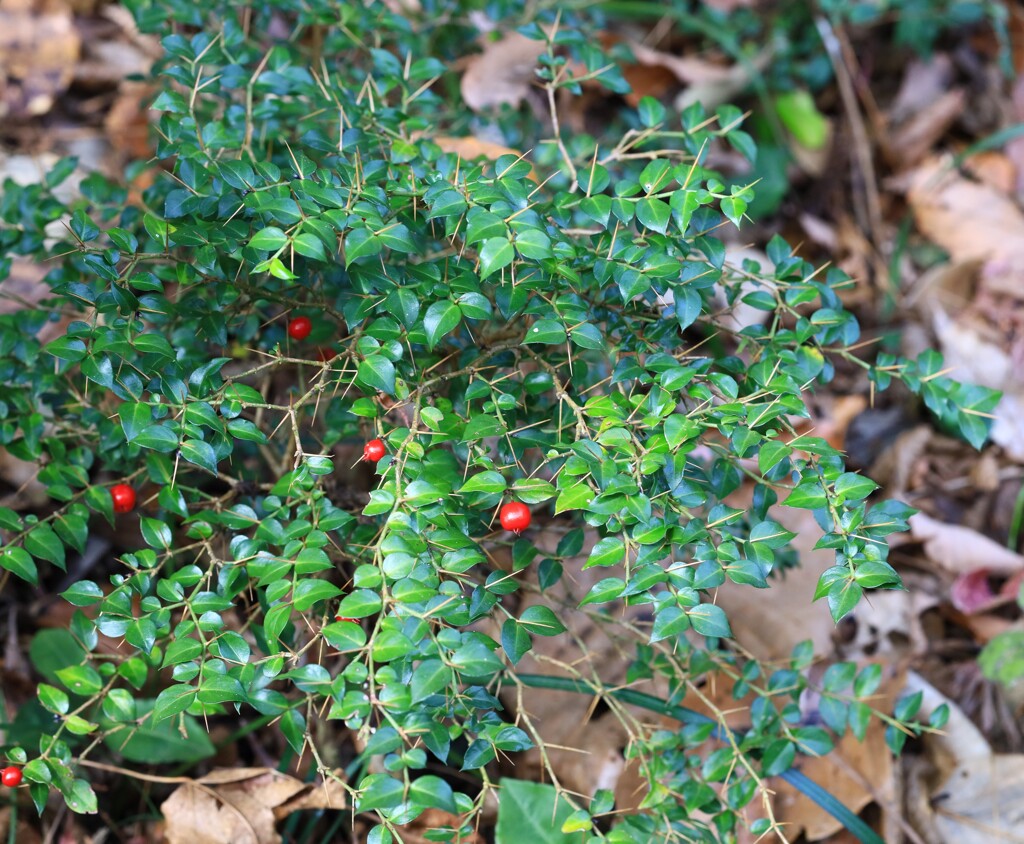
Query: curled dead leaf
432 136 536 182
161 768 347 844
903 671 1024 844
460 32 546 111
910 512 1024 575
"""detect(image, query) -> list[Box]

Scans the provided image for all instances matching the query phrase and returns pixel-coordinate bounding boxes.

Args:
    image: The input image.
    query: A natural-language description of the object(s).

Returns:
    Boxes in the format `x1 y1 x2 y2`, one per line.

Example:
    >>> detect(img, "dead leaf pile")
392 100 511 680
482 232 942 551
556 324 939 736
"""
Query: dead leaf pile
161 768 347 844
903 671 1024 844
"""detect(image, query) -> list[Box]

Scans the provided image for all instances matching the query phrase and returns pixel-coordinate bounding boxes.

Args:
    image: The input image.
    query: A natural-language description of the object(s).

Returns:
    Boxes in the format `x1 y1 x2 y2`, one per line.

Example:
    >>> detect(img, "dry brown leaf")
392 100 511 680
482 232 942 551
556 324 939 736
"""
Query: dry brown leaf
889 55 955 124
903 671 1024 844
431 136 536 181
673 48 771 112
868 424 932 498
460 32 546 111
910 512 1024 575
161 768 347 844
904 156 1024 264
890 88 965 169
0 0 80 118
961 150 1017 196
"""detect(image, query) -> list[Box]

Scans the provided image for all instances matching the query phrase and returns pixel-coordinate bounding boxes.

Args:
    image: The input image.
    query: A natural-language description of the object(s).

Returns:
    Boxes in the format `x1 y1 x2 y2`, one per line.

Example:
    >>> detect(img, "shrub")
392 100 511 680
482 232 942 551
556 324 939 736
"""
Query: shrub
0 1 996 841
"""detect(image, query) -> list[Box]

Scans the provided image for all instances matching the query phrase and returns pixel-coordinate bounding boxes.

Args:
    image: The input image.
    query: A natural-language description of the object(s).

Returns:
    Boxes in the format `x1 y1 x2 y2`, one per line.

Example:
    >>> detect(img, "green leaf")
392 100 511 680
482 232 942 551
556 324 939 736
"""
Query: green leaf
358 355 396 395
119 402 152 442
38 684 69 715
293 232 327 260
687 604 732 638
45 335 87 362
784 480 827 510
25 525 66 569
423 300 462 350
501 618 532 666
651 606 690 643
579 577 625 606
152 684 198 722
833 472 879 502
65 779 98 815
636 197 671 234
249 226 288 251
585 537 625 569
518 605 567 636
568 323 604 350
101 700 214 763
140 517 172 549
135 425 179 452
336 589 383 618
762 739 796 776
827 579 863 622
512 478 555 504
410 658 452 699
357 774 404 812
460 471 507 495
524 319 567 345
56 665 103 696
775 89 829 149
2 547 37 584
496 779 578 844
293 578 343 611
479 237 515 278
180 439 218 473
62 580 103 606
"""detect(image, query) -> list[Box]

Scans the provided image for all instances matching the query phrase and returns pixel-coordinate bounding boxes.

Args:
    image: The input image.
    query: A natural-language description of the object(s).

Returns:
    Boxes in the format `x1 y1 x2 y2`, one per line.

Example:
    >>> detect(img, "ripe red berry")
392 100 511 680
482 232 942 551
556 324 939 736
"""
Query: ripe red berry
110 483 136 514
334 616 359 624
288 316 312 340
500 501 531 533
1 767 22 787
363 438 386 463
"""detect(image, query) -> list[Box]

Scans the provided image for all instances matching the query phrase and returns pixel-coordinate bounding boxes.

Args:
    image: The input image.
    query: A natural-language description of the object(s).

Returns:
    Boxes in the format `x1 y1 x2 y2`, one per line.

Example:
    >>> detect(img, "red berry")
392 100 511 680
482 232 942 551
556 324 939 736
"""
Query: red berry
110 483 136 514
363 438 386 463
500 501 531 533
334 616 359 624
1 767 22 787
288 316 312 340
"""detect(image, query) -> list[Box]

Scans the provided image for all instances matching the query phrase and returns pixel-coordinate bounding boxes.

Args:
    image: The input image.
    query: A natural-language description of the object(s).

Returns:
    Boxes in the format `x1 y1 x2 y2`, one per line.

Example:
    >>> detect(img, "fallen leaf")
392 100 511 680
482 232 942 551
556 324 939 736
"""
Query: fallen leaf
910 512 1024 575
961 150 1017 196
460 32 546 111
0 0 80 119
903 671 1024 844
889 55 956 125
161 768 347 844
432 136 536 181
904 156 1024 264
889 88 965 169
950 568 1024 615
